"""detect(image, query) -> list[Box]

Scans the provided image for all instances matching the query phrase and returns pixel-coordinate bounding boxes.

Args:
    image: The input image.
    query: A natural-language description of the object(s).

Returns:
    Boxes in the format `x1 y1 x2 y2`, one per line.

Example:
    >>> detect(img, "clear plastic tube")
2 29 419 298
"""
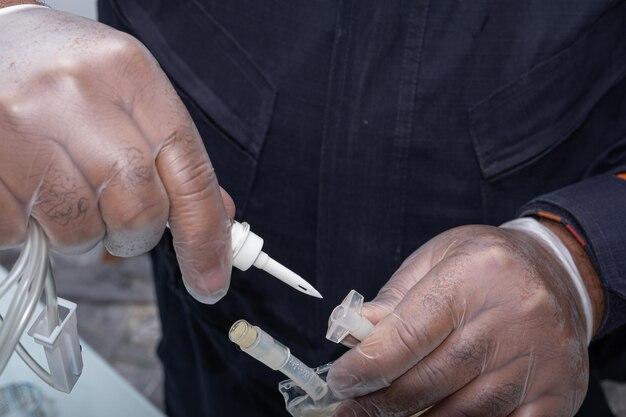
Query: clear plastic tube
229 319 329 401
0 238 31 298
44 265 59 334
0 220 56 384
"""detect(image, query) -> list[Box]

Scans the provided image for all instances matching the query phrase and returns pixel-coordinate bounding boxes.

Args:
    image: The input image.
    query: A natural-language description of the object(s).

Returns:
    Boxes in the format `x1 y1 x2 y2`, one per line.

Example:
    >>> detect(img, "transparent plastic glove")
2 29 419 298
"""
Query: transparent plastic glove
327 224 595 417
0 6 234 303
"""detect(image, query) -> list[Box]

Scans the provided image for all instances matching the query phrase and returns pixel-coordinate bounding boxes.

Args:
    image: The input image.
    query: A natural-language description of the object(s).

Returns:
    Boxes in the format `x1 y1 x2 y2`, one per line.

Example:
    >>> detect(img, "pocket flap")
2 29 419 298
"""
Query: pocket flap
469 3 626 180
112 0 276 158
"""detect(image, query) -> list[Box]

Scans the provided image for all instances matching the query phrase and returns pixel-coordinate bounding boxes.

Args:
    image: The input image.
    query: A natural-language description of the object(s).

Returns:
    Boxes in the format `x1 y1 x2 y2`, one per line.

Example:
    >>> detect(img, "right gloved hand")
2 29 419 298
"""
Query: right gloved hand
0 5 234 303
327 222 600 417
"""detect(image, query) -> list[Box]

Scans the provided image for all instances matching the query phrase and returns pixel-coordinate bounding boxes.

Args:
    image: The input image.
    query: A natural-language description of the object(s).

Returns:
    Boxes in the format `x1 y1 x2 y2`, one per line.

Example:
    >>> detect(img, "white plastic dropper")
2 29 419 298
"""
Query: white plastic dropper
167 221 322 300
230 221 322 298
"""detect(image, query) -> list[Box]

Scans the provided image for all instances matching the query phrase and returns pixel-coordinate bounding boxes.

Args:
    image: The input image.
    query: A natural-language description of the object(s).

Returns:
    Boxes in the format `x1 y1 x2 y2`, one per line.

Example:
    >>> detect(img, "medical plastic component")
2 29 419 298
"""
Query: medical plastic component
278 363 341 417
230 221 322 298
229 320 328 401
168 221 322 300
0 221 82 393
28 298 83 393
326 290 374 343
278 290 375 416
228 292 377 416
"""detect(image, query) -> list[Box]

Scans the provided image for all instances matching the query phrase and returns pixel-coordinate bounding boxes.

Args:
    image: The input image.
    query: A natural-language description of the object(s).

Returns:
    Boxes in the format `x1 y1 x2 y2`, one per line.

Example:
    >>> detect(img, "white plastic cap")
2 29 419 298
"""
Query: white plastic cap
28 298 83 393
230 221 264 271
326 290 374 343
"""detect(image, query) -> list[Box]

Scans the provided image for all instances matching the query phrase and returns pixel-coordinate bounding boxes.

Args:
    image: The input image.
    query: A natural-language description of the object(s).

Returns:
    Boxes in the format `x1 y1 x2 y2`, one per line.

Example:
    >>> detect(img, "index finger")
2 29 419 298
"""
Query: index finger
156 124 232 303
127 54 232 303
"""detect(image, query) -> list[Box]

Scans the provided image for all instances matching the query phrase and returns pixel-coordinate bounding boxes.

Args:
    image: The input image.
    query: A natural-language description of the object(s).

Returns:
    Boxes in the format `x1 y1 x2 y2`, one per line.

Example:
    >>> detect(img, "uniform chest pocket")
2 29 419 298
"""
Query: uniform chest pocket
109 0 276 212
468 3 626 223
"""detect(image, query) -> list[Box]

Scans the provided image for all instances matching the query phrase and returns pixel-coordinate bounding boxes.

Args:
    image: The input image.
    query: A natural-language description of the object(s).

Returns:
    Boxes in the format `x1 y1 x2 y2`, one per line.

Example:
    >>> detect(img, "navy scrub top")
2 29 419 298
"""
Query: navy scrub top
98 1 626 415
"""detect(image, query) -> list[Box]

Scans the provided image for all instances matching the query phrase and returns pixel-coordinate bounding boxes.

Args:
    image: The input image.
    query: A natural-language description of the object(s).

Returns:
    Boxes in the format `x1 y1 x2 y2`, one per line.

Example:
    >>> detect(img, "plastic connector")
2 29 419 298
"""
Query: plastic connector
279 362 341 417
27 298 83 393
230 221 264 271
229 222 322 298
229 320 328 401
326 290 374 343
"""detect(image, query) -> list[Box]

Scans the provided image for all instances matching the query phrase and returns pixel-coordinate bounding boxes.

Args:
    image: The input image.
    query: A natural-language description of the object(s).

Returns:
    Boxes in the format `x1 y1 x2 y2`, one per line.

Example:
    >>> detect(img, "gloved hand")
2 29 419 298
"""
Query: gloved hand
327 221 603 417
0 5 234 303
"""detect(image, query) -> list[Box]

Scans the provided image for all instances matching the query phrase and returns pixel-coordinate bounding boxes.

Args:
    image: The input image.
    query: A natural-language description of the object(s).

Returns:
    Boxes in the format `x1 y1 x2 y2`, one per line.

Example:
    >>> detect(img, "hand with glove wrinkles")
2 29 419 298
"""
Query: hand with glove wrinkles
327 221 605 417
0 4 235 303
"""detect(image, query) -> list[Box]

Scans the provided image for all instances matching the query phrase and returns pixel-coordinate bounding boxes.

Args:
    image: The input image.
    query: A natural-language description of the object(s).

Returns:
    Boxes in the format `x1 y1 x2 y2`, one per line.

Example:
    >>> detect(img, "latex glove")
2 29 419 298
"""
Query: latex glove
0 6 234 303
327 222 602 417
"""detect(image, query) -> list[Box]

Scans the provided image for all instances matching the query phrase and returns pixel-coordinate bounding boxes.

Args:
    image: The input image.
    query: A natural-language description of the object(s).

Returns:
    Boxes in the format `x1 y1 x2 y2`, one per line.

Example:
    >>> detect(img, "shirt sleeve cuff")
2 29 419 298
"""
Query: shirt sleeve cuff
519 173 626 339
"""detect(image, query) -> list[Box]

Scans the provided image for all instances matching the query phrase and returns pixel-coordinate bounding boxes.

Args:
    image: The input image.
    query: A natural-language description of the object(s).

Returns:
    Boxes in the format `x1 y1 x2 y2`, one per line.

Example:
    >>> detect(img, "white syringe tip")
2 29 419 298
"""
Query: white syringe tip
255 254 323 298
229 319 258 349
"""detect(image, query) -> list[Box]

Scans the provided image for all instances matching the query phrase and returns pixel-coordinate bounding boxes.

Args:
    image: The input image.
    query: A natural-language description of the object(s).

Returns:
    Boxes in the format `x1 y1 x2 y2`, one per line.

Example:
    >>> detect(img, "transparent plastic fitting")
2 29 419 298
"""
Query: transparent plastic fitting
229 320 329 402
28 298 83 393
326 289 374 344
279 362 341 417
227 291 376 416
279 290 374 416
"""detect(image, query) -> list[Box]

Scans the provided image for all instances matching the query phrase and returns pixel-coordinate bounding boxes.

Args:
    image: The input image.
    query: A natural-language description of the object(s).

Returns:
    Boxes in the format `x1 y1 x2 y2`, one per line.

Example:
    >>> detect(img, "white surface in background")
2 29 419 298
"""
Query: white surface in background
45 0 97 20
0 265 165 417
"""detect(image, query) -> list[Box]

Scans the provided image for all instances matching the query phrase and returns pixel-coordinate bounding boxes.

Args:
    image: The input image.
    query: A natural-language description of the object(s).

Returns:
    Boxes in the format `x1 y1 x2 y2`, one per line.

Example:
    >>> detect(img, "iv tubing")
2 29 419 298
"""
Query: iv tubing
0 220 58 387
229 319 328 401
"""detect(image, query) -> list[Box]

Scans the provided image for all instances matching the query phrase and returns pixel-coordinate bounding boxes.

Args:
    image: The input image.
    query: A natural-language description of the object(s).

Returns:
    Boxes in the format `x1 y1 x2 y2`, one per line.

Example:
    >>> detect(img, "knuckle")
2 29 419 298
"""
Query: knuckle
108 147 156 190
109 197 166 231
387 314 424 359
473 382 522 416
414 361 444 388
106 33 159 79
105 32 151 63
448 337 488 373
476 241 516 270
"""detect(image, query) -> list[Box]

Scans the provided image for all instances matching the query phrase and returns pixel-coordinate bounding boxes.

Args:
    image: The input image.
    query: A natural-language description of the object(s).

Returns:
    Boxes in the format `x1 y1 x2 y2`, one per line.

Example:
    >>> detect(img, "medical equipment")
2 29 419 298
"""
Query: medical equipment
230 291 432 416
229 319 329 401
227 292 373 416
0 218 319 394
326 290 373 344
283 290 376 416
229 319 342 416
0 221 82 394
168 221 322 300
229 221 321 298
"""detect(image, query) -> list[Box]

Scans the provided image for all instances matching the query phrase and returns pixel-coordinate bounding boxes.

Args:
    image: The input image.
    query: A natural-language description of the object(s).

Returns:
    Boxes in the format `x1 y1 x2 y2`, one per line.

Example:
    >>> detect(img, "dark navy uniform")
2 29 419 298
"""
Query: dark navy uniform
98 1 626 415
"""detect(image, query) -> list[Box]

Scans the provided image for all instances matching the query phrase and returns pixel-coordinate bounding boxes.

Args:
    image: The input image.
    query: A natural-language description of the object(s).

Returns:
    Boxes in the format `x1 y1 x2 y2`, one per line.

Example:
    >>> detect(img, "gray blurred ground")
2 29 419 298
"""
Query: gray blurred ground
0 246 164 411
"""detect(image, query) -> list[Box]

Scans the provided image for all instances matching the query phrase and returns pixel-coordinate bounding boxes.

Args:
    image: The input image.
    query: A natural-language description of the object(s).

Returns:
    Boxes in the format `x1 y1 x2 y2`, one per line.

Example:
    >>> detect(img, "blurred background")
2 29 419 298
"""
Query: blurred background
45 0 96 19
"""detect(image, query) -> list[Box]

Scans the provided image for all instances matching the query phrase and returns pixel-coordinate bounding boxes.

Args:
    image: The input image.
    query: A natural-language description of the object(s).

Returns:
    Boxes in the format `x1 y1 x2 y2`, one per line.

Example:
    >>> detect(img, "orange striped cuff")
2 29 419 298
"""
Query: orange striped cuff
536 210 587 247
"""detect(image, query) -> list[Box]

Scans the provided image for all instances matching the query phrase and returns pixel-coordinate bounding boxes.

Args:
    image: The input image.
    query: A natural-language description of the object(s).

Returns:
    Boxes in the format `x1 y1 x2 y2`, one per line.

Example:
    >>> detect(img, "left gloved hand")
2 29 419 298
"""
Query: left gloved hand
327 223 602 417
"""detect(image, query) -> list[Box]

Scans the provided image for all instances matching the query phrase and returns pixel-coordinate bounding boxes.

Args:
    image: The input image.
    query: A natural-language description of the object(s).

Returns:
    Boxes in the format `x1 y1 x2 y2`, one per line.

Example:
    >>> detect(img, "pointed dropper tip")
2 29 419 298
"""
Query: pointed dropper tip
309 287 323 299
255 253 323 298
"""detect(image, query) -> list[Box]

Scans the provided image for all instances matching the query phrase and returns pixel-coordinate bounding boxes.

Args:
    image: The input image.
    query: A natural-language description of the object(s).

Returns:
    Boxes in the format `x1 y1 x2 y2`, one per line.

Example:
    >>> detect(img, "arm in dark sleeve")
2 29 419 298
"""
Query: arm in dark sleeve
520 172 626 338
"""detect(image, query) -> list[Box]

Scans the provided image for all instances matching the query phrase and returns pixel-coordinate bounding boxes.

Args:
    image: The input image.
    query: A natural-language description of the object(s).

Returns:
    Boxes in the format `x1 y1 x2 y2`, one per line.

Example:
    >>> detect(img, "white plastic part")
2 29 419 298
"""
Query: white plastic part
167 221 322 299
230 221 264 271
28 298 83 393
229 320 328 401
230 222 322 298
326 290 374 343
